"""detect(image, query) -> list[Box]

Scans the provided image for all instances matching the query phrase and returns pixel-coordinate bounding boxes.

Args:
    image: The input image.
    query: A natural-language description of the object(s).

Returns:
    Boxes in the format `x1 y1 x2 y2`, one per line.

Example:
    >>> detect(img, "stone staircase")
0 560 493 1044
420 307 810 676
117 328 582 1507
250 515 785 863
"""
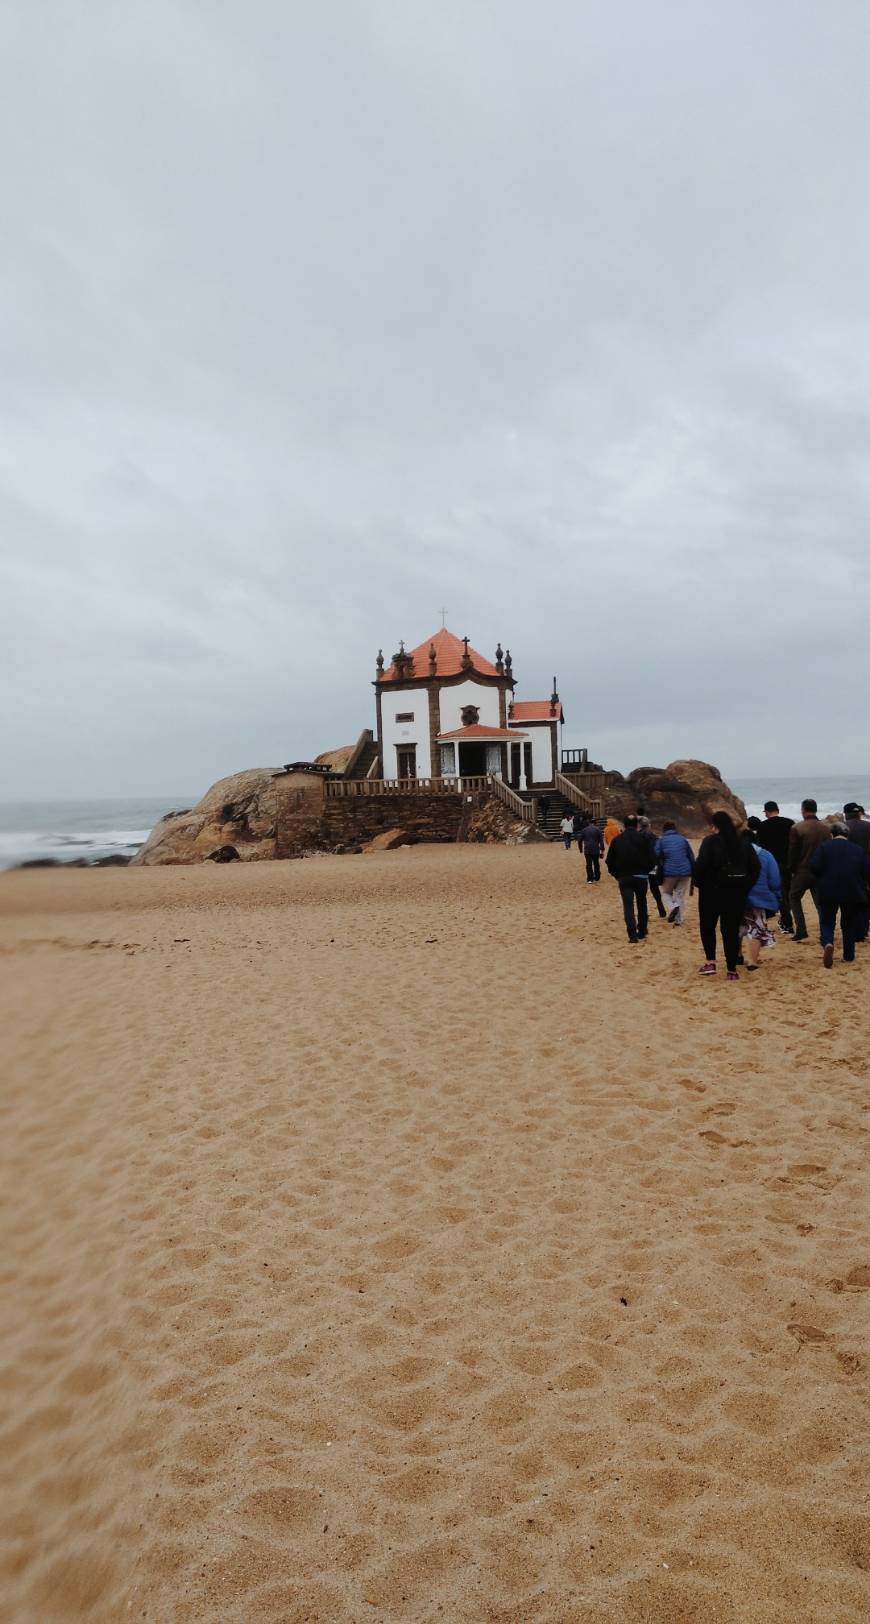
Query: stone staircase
516 788 576 838
341 729 379 781
515 772 605 838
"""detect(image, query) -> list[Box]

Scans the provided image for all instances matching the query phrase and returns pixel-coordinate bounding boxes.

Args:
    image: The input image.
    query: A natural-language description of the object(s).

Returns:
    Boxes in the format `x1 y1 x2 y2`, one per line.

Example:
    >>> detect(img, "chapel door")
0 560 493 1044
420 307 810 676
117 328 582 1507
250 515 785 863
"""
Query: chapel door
510 742 521 788
396 746 417 780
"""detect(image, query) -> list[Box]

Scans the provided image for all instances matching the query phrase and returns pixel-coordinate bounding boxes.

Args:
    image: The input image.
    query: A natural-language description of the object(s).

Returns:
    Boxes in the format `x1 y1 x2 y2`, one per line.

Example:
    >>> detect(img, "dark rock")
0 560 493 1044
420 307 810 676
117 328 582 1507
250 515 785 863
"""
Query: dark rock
207 845 241 863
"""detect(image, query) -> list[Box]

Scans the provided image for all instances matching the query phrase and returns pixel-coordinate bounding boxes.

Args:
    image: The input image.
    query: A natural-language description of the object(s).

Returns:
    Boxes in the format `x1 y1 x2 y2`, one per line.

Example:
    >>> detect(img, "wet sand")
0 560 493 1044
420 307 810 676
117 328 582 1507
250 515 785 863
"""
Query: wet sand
1 845 868 1622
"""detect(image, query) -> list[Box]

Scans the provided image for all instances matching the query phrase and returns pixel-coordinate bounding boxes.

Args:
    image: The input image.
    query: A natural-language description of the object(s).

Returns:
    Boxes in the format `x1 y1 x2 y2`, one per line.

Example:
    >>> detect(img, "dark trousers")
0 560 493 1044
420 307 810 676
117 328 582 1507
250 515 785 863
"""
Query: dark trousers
790 872 820 939
819 900 858 961
648 874 666 916
619 876 648 941
585 851 601 881
698 889 744 972
778 866 793 931
563 835 572 849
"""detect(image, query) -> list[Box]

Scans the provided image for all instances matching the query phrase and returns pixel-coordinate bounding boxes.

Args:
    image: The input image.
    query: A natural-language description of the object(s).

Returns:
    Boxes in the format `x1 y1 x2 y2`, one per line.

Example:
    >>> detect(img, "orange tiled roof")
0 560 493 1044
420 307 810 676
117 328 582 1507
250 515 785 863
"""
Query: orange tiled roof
380 628 502 682
438 724 527 740
510 700 564 722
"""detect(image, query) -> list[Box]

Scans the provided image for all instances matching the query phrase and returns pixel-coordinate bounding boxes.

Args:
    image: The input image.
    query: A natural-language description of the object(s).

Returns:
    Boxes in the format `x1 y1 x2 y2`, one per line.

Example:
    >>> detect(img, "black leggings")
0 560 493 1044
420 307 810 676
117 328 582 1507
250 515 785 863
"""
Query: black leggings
698 888 745 972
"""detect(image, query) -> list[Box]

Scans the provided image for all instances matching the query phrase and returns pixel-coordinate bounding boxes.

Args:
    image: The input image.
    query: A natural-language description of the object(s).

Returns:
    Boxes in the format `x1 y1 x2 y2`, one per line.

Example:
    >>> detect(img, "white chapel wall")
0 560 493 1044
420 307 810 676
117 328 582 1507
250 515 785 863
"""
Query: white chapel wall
381 687 431 777
438 679 501 734
529 725 554 783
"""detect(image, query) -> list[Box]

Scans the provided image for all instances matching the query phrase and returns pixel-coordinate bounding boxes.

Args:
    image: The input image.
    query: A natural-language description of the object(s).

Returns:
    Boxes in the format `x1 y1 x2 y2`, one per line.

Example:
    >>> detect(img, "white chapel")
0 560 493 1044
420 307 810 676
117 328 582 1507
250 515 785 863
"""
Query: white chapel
374 628 563 790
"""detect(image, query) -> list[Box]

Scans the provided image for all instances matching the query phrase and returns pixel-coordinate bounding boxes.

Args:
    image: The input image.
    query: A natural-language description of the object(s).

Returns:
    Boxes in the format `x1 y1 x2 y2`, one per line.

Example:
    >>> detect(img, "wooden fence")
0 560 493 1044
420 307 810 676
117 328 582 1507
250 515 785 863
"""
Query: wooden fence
326 775 490 798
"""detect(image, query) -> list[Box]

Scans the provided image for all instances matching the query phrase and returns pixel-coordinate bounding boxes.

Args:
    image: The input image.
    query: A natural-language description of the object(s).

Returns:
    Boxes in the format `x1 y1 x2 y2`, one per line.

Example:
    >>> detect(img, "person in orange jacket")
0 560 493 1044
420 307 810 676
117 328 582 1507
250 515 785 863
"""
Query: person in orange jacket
603 816 621 847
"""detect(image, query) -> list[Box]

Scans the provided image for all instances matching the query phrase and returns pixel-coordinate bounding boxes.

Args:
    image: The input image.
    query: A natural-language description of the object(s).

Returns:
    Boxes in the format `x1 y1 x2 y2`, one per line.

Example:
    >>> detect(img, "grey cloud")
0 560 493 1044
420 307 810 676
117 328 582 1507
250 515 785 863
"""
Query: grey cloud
2 0 869 797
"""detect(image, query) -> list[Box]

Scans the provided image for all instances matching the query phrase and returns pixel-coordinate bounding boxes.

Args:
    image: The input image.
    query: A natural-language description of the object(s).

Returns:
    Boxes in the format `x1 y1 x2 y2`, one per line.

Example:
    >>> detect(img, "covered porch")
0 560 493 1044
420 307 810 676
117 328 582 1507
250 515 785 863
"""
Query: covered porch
437 724 530 789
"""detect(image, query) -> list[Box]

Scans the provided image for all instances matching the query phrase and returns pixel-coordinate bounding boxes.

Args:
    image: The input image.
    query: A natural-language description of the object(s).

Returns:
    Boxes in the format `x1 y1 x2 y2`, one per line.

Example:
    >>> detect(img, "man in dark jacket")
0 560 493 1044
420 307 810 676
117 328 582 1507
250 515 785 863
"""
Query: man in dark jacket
810 825 870 966
606 816 656 943
843 804 870 941
579 820 605 884
756 800 795 933
788 799 831 942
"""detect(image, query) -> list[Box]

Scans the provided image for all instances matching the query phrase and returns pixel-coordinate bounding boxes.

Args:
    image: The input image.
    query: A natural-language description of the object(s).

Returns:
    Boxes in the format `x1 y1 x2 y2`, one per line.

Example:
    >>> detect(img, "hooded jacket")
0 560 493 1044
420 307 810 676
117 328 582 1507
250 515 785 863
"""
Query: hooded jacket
694 832 761 894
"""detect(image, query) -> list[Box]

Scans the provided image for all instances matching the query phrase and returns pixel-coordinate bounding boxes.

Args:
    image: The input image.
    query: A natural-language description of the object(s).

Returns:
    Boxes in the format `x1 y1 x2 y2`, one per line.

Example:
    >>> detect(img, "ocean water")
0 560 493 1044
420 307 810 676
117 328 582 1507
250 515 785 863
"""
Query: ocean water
731 776 870 824
1 776 868 869
0 798 192 869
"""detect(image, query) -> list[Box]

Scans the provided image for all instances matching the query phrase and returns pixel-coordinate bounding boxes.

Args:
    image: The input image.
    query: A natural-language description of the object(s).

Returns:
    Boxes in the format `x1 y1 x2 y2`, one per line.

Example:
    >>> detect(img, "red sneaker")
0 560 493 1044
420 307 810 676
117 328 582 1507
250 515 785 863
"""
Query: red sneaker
699 961 716 975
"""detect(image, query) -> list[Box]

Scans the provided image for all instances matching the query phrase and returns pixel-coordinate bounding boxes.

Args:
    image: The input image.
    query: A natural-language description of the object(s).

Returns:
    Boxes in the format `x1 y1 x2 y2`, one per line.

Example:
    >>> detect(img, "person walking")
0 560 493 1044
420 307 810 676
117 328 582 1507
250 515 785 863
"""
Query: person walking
755 800 795 933
810 825 870 967
694 811 760 980
843 803 870 942
636 808 667 918
572 809 590 847
654 820 695 924
559 813 574 850
579 819 605 883
603 815 621 847
605 815 656 943
741 842 781 971
788 799 831 942
538 793 551 830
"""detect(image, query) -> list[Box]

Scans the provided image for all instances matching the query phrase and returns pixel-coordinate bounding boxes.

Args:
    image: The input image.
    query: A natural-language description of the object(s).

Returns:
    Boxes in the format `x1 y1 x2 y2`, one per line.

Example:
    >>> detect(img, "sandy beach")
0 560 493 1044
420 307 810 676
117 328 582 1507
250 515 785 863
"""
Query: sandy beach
1 844 867 1623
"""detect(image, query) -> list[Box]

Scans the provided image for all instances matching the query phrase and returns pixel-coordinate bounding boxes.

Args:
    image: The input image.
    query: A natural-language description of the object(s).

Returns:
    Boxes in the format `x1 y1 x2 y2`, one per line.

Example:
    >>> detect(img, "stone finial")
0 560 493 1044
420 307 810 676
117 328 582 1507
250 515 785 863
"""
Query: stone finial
495 642 504 673
550 676 559 716
376 648 384 676
428 641 437 674
461 634 472 671
504 648 513 675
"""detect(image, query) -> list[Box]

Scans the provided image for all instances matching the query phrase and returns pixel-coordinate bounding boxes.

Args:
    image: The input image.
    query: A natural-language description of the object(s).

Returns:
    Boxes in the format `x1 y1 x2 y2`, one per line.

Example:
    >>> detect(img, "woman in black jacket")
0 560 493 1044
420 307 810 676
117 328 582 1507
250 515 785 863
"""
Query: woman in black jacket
694 811 761 980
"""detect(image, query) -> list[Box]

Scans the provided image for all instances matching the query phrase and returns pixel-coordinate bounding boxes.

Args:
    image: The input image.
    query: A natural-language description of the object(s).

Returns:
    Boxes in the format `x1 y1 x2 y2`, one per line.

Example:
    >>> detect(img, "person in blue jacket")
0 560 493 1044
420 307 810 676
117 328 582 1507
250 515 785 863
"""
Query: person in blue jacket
654 821 695 924
810 823 870 966
741 841 781 970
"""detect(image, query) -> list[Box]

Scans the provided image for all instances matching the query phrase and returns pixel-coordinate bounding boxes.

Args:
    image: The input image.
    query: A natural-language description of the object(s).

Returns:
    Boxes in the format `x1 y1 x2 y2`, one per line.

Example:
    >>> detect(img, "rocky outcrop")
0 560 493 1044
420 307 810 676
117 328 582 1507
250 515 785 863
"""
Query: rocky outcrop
315 745 355 774
132 769 285 866
466 801 549 845
605 760 746 837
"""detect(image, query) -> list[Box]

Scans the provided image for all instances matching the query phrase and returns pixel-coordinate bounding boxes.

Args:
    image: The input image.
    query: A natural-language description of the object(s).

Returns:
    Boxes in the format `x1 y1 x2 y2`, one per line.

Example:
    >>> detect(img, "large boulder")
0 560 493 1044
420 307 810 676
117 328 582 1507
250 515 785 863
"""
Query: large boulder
606 760 746 837
315 745 355 774
132 769 283 866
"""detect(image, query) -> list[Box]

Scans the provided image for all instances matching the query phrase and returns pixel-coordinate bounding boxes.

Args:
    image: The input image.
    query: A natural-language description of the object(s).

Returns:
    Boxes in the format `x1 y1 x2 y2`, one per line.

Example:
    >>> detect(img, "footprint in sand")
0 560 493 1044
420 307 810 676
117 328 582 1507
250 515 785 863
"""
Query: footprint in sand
787 1323 830 1345
844 1265 870 1291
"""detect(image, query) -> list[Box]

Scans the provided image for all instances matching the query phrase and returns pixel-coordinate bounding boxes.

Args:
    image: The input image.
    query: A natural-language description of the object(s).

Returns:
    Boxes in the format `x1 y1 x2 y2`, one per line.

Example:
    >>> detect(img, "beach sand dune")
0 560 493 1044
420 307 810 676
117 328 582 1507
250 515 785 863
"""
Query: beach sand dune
0 847 867 1622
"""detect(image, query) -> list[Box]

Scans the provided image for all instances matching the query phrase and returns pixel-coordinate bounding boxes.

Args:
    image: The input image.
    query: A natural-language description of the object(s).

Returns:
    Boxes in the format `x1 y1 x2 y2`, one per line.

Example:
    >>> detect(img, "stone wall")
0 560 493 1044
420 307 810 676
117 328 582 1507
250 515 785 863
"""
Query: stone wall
314 791 479 853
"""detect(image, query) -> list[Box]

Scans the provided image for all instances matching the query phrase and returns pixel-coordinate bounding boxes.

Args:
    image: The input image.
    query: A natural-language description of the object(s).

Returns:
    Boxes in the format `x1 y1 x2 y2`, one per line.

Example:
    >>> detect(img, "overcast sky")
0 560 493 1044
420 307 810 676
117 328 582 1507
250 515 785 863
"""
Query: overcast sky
2 1 869 799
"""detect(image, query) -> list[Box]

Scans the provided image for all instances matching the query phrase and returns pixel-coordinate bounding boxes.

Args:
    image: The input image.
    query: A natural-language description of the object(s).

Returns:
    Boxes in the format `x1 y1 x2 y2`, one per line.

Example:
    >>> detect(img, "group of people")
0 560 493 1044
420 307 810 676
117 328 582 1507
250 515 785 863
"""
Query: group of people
563 798 870 980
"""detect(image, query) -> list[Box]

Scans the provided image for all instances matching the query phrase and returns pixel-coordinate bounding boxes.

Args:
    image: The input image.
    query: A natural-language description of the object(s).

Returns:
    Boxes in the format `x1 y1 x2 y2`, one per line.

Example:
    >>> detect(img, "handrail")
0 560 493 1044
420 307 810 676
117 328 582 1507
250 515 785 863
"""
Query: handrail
489 775 535 823
554 770 604 820
325 775 491 798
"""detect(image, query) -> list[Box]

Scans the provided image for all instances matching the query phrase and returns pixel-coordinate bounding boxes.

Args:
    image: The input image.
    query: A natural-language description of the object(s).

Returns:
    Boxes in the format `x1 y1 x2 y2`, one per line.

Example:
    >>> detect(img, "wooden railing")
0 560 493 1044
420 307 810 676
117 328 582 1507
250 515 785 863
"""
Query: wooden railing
489 775 536 823
326 775 490 798
559 769 614 797
554 770 604 819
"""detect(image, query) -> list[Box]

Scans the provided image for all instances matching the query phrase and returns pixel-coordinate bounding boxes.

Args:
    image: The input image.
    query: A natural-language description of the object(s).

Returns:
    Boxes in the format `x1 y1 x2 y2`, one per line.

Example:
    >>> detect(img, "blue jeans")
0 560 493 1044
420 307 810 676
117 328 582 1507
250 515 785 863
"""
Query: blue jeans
619 877 649 941
819 900 858 961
